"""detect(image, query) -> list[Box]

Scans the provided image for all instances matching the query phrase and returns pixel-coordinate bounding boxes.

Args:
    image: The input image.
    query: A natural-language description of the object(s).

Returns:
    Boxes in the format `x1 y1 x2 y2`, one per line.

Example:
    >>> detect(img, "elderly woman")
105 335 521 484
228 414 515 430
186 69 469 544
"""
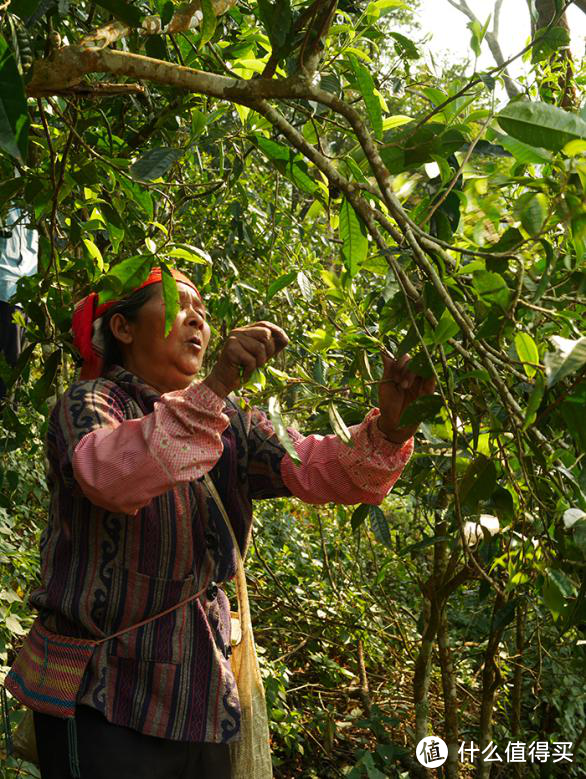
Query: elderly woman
7 267 434 779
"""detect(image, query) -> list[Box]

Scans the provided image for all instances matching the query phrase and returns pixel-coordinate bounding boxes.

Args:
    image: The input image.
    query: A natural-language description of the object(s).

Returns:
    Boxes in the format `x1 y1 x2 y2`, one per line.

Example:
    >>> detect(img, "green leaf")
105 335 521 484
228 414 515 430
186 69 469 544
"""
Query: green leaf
339 197 368 276
532 25 570 63
328 402 353 446
400 534 452 557
489 131 552 164
160 264 180 337
473 270 511 310
459 455 497 510
498 101 586 152
0 35 29 162
542 568 574 619
369 505 392 547
130 147 182 181
30 350 60 405
515 192 547 236
351 503 369 532
200 0 217 47
158 0 175 27
7 0 43 20
433 309 459 345
166 245 211 264
99 255 154 302
268 396 301 465
0 177 24 202
256 136 289 162
514 332 540 379
523 373 545 430
382 114 412 131
320 73 342 96
83 238 104 272
267 270 296 300
398 395 442 428
388 31 420 59
297 270 312 301
255 136 317 194
544 336 586 387
366 0 406 18
468 19 483 57
145 34 169 61
95 0 144 26
257 0 292 50
348 53 382 140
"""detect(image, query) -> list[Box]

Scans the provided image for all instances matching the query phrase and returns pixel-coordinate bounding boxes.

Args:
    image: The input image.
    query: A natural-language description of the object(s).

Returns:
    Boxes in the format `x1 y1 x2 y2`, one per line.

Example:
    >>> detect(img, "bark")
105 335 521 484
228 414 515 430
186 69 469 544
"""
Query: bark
437 606 459 779
510 602 526 779
414 595 436 753
80 0 236 47
529 0 577 108
478 593 507 779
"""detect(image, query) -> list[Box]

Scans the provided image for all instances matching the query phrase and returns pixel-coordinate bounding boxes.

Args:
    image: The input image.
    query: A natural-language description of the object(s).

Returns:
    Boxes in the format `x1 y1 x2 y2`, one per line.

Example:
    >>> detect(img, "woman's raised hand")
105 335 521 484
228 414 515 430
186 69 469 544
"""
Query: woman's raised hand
376 353 436 443
203 321 289 398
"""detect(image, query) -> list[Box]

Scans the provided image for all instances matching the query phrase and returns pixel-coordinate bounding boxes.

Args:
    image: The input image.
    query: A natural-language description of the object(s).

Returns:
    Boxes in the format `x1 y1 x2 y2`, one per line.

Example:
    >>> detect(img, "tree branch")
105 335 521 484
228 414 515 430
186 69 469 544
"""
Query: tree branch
80 0 236 48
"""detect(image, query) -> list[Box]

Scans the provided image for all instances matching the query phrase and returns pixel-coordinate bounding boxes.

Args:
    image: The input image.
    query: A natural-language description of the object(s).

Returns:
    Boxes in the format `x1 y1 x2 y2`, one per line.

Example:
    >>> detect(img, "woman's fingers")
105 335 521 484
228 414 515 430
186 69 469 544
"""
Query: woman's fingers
207 321 289 396
382 352 436 394
253 321 289 350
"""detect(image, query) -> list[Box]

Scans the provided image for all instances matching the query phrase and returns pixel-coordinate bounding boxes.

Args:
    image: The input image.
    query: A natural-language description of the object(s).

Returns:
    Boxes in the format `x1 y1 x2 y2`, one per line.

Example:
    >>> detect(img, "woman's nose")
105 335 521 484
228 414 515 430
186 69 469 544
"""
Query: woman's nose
187 309 205 329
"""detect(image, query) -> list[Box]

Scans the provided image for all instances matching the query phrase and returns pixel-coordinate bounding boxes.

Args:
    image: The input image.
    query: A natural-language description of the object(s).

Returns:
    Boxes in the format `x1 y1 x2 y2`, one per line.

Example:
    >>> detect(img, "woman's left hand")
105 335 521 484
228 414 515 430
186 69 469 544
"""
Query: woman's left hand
377 353 436 444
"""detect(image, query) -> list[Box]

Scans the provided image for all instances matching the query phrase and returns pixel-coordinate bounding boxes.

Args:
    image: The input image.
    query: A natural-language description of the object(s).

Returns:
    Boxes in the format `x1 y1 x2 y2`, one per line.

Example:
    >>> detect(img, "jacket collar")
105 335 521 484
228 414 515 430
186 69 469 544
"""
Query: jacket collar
103 365 161 413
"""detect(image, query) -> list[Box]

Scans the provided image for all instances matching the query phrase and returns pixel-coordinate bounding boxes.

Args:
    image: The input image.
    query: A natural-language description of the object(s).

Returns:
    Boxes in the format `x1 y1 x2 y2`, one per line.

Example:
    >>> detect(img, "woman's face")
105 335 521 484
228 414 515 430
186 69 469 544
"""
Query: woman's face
110 281 211 394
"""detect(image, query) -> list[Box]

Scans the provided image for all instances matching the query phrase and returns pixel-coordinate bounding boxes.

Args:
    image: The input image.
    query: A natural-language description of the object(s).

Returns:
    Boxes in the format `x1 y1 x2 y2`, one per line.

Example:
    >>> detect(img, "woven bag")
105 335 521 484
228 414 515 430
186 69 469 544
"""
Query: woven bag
203 475 273 779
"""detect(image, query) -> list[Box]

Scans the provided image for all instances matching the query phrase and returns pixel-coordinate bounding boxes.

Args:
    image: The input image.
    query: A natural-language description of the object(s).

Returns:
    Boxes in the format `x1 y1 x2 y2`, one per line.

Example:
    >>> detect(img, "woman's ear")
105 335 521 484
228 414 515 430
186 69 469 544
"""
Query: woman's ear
109 313 134 345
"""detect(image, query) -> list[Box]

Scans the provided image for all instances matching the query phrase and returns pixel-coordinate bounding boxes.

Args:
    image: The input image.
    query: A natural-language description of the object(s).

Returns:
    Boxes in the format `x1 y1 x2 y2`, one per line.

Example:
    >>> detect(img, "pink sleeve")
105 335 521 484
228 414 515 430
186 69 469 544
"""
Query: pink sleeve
280 408 413 505
72 382 229 515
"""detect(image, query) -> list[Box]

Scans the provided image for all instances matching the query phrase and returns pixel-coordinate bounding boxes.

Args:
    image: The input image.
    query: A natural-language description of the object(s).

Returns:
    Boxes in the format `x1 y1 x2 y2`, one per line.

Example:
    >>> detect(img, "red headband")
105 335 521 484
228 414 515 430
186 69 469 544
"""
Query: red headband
72 267 201 380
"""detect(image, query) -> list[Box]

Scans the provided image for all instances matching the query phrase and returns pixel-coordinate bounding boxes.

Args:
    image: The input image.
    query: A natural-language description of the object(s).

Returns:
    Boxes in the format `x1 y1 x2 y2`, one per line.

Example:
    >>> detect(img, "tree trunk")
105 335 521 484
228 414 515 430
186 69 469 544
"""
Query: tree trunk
529 0 577 108
510 603 526 779
437 604 459 778
478 593 507 779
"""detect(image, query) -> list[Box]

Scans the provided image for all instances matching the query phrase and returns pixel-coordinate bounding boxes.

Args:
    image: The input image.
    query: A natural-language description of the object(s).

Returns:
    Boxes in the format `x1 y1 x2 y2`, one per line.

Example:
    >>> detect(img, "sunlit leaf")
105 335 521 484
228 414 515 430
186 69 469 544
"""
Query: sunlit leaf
268 396 301 465
348 53 382 139
498 101 586 152
200 0 217 46
544 336 586 387
83 238 104 272
514 332 540 379
267 270 296 300
328 403 353 446
339 197 368 276
160 264 180 336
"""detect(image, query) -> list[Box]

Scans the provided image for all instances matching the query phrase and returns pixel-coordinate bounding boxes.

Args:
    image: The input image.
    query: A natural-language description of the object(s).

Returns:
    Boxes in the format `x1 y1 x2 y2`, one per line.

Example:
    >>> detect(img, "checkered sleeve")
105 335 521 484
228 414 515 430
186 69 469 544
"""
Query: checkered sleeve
280 408 413 505
71 381 229 515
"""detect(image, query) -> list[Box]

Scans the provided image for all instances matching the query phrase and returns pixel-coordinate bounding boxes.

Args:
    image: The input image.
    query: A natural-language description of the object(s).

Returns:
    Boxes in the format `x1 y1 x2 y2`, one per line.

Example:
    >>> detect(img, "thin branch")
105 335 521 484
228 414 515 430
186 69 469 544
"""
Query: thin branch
79 0 236 48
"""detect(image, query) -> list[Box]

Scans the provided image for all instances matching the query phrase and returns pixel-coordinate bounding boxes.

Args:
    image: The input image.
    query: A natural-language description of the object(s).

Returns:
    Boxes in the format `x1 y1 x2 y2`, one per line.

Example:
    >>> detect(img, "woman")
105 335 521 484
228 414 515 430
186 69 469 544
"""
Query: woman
7 267 435 778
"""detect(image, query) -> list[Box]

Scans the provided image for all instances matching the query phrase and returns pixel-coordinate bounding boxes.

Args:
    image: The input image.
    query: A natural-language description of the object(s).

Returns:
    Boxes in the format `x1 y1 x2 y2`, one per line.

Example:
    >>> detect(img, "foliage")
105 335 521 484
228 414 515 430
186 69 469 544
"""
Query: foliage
1 0 586 776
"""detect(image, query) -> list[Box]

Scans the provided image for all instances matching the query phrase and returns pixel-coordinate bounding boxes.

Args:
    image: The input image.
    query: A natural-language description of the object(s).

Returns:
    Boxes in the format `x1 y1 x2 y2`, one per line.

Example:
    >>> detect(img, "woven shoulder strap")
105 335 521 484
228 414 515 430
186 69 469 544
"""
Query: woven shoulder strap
203 473 249 633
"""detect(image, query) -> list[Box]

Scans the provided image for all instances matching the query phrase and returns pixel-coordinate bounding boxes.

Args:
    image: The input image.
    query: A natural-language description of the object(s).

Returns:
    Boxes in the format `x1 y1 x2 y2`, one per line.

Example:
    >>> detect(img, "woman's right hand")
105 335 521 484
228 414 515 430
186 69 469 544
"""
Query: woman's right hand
203 321 289 398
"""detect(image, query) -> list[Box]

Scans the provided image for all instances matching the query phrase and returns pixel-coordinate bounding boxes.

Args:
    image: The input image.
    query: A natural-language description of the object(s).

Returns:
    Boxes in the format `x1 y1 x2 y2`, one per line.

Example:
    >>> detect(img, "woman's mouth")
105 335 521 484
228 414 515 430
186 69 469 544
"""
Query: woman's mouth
186 338 202 351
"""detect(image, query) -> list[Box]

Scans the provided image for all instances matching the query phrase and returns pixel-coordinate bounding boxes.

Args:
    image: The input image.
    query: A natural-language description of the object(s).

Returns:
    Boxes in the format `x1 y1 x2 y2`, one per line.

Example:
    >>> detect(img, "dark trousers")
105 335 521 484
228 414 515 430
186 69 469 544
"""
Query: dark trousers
0 301 22 399
34 705 232 779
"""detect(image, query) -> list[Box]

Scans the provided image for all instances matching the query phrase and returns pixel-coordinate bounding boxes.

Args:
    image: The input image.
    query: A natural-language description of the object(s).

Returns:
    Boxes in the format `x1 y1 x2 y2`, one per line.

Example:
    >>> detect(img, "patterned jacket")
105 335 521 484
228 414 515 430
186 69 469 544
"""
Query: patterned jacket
7 366 412 742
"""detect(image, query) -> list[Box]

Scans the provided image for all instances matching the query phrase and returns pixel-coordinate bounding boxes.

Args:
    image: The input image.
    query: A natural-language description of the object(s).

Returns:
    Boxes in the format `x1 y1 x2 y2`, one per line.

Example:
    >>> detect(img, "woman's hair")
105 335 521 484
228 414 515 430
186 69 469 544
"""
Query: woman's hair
99 284 158 369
